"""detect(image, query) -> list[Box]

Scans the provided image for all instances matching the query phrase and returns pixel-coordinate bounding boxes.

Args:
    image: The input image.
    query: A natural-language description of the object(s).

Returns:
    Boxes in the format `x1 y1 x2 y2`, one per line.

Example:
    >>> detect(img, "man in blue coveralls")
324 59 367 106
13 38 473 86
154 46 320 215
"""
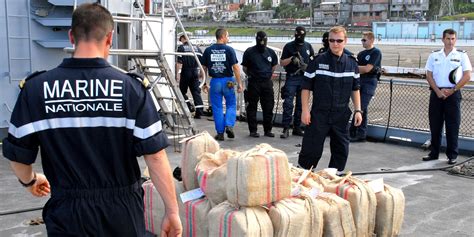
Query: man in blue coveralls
298 26 362 175
201 28 243 141
2 3 182 236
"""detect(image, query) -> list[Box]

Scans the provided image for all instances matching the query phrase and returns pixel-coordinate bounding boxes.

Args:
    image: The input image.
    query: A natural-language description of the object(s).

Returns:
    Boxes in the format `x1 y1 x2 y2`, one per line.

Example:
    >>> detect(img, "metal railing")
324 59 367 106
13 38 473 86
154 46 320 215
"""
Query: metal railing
198 72 473 138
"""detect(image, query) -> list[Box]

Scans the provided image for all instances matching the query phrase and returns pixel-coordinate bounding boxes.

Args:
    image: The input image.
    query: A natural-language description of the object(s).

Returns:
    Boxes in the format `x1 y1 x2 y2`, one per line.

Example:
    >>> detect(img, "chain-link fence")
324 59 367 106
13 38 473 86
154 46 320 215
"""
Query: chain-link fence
198 72 473 138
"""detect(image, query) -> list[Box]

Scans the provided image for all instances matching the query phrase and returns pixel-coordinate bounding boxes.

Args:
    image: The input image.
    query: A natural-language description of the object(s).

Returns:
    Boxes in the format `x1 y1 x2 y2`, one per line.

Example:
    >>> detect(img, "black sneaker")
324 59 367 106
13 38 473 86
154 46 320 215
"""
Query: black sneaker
422 155 438 161
225 126 235 138
264 132 275 137
292 127 304 136
280 128 289 139
249 132 260 138
447 158 457 165
215 133 224 141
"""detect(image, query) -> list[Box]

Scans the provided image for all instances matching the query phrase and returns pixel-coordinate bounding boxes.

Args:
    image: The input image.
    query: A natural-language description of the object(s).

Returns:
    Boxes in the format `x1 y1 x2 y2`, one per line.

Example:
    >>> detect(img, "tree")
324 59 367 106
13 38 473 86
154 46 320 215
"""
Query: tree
240 5 256 22
262 0 272 10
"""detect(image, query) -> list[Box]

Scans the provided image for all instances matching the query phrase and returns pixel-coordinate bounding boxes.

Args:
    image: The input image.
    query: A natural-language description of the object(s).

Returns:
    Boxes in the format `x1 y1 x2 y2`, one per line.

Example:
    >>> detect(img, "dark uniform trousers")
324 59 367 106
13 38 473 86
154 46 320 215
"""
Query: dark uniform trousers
246 78 275 133
180 68 204 115
428 90 461 160
298 109 352 171
350 78 377 138
281 74 304 129
43 182 146 237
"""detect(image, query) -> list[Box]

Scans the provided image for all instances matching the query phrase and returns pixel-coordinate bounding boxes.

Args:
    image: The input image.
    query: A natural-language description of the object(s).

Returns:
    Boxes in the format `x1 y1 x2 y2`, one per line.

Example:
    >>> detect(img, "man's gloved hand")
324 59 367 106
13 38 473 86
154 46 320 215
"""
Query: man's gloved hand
300 62 308 72
291 55 301 65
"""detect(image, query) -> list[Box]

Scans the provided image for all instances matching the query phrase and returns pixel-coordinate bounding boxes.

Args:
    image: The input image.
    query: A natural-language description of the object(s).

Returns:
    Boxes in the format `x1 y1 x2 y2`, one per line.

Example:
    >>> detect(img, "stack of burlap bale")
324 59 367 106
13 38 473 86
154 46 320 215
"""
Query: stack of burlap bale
142 132 405 237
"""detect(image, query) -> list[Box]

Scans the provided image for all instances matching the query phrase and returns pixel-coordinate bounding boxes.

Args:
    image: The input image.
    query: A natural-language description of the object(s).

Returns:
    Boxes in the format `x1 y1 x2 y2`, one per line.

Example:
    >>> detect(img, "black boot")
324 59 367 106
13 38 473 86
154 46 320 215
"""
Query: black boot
225 126 235 138
292 127 304 136
214 133 224 141
280 128 289 139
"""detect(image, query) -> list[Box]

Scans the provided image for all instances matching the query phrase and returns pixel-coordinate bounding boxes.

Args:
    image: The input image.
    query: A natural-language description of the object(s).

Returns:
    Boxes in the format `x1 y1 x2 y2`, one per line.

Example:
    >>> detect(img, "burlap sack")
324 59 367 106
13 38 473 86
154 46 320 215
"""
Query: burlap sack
143 180 185 235
315 171 376 237
268 195 323 237
183 197 212 237
290 166 325 192
375 185 405 237
196 149 240 207
181 132 220 190
208 201 273 237
227 143 291 206
315 192 356 237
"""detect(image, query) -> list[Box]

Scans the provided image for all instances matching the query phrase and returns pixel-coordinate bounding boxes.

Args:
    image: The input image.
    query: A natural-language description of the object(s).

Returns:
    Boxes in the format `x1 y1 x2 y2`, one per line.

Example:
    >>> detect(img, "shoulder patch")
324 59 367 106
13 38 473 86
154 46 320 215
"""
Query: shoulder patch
127 72 150 89
456 49 467 53
432 49 442 53
19 70 47 89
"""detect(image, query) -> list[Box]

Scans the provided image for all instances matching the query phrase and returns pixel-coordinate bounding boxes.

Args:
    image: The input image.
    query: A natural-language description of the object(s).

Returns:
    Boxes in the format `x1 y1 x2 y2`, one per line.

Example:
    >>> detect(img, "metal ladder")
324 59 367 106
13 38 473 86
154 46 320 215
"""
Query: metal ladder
5 0 33 82
111 1 202 139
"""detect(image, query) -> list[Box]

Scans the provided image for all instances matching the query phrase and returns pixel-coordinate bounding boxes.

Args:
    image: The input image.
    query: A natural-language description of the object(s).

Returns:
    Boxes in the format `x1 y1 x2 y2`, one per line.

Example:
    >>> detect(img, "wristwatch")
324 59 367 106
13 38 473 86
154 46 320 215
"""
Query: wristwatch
354 109 363 115
18 173 37 187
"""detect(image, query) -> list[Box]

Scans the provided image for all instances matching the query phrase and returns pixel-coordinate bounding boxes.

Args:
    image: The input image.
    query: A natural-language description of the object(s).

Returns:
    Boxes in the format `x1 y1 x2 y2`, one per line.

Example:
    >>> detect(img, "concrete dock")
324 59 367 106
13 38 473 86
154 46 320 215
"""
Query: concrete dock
1 117 473 236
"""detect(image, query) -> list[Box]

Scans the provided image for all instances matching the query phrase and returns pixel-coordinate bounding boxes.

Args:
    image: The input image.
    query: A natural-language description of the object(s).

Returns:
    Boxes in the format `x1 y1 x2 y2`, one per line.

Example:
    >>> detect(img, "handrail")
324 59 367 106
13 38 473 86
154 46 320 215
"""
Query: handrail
167 0 207 88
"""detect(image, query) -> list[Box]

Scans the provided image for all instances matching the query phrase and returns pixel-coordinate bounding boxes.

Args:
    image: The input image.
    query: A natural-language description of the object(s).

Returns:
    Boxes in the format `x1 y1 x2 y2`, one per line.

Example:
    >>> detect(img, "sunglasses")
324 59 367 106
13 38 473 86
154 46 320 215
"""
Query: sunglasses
361 39 367 42
329 39 344 43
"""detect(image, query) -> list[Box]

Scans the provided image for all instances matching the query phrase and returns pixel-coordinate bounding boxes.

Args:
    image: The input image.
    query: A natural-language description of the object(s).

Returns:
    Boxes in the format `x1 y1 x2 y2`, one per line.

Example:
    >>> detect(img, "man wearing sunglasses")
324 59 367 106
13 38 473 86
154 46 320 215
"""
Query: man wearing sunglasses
318 31 354 56
298 26 362 175
349 31 382 142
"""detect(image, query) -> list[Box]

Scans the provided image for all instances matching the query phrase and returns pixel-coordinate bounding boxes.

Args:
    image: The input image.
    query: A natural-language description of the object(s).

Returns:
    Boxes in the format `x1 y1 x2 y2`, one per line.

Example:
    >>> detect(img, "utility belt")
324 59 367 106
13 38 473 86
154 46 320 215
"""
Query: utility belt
51 181 141 199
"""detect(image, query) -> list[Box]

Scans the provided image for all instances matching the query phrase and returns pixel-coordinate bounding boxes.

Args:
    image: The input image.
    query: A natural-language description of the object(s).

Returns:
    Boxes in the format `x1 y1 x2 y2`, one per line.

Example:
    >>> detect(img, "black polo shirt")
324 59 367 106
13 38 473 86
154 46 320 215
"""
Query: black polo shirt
241 46 278 80
177 42 203 69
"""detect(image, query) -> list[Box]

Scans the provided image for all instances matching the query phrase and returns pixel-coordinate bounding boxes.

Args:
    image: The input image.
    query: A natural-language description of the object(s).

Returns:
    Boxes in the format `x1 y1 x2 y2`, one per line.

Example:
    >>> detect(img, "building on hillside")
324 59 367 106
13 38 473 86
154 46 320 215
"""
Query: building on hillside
313 1 350 25
246 10 275 23
188 5 216 20
389 0 429 21
351 0 389 26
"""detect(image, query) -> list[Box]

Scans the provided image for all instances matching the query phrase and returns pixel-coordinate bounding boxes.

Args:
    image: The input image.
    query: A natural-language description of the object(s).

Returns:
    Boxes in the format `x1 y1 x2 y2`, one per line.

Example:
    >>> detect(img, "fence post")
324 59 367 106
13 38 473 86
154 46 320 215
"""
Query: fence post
419 54 421 68
397 53 400 68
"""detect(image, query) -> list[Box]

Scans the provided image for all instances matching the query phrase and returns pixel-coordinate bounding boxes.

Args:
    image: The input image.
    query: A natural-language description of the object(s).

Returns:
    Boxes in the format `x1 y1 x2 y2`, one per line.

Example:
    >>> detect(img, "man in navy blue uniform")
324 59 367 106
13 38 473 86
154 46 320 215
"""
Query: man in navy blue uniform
349 31 382 142
298 26 362 174
2 3 182 236
280 26 314 138
176 34 204 119
423 29 472 165
241 31 278 138
201 28 243 141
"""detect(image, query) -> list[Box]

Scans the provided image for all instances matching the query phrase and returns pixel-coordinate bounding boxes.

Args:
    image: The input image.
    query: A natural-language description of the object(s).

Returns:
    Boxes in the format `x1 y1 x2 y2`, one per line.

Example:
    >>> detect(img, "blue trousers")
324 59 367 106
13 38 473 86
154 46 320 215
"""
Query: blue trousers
428 90 461 160
281 76 303 128
210 77 237 134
